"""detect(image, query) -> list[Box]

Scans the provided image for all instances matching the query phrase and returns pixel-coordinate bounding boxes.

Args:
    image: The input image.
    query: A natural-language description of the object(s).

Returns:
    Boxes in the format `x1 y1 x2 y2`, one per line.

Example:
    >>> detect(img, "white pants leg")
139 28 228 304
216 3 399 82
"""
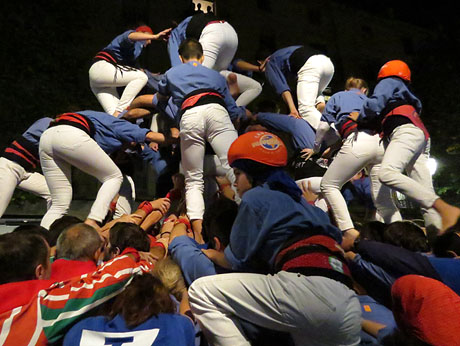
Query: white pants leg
220 70 263 106
200 22 238 71
113 175 136 219
39 125 123 229
180 104 238 220
321 132 401 231
379 124 439 211
0 158 52 217
296 55 334 130
296 176 329 212
89 60 148 114
189 272 361 346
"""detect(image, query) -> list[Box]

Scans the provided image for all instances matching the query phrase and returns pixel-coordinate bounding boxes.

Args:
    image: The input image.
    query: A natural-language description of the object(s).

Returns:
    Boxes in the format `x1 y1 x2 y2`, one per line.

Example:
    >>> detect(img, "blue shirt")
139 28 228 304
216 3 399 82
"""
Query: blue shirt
358 77 422 123
169 236 230 286
103 30 145 66
158 61 246 121
22 117 53 147
256 112 316 150
167 16 192 67
322 89 368 131
63 313 195 346
224 183 340 273
264 45 302 95
78 110 150 154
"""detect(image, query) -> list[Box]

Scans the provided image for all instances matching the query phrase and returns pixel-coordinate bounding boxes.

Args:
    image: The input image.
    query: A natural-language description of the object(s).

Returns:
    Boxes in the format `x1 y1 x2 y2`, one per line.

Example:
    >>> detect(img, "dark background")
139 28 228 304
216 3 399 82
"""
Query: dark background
1 0 460 206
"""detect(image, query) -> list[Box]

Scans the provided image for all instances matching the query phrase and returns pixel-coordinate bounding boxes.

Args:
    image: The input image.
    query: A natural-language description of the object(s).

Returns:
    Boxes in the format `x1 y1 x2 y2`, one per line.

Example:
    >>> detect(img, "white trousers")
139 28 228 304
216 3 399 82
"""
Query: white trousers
320 131 402 231
200 22 238 71
297 55 334 130
89 60 148 115
295 176 329 213
0 157 51 217
379 124 441 229
180 104 238 220
189 272 361 346
220 70 263 106
39 125 123 229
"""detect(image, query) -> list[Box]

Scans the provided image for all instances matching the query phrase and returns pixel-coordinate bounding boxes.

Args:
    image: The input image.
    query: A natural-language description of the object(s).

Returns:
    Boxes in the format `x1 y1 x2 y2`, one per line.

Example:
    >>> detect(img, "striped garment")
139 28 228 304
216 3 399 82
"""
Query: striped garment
0 254 152 345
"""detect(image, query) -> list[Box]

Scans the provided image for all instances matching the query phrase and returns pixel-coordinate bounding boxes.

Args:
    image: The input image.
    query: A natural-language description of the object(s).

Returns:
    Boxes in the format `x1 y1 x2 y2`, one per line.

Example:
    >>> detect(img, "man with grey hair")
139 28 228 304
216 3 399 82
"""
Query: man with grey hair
50 223 104 281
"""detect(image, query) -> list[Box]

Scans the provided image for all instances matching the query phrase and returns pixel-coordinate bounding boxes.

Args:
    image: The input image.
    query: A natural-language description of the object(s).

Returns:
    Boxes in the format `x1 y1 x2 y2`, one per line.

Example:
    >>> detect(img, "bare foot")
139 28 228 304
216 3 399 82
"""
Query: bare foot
227 73 240 99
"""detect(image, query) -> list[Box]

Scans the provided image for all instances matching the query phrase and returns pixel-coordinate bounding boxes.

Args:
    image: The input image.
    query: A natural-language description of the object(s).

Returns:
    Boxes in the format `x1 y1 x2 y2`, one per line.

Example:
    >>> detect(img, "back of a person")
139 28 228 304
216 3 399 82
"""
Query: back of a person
165 61 227 105
63 313 195 346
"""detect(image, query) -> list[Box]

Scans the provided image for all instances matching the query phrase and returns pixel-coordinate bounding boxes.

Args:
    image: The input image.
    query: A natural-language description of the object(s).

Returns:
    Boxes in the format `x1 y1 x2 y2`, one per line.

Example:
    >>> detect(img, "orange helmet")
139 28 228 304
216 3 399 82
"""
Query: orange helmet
228 131 288 167
377 60 411 82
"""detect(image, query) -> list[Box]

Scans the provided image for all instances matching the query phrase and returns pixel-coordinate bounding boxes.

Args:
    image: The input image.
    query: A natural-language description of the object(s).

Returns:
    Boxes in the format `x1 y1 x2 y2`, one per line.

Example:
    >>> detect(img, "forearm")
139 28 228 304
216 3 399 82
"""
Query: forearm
362 319 387 338
281 91 297 113
145 131 166 144
139 210 164 231
235 60 260 72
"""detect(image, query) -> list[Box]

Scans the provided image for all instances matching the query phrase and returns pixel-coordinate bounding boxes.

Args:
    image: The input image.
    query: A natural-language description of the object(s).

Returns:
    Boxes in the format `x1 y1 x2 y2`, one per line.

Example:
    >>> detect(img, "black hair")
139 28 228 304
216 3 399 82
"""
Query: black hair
178 38 203 60
109 222 150 254
356 221 386 243
13 224 51 245
383 220 430 253
48 215 83 247
432 219 460 257
202 196 238 249
0 232 49 284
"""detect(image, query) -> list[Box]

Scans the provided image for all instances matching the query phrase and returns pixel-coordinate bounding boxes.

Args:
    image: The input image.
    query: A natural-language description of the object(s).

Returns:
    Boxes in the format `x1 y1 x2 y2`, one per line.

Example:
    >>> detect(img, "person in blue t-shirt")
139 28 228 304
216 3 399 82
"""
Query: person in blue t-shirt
63 274 195 346
89 25 171 117
188 131 361 346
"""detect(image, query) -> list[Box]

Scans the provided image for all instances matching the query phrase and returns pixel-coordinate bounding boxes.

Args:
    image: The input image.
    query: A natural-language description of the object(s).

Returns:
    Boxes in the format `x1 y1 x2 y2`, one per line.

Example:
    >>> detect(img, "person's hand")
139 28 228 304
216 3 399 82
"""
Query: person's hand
344 251 357 261
149 142 159 152
301 148 315 161
258 57 270 72
216 176 231 186
201 248 223 263
300 180 318 203
138 251 159 265
349 112 359 121
289 109 301 119
154 28 172 41
150 198 171 215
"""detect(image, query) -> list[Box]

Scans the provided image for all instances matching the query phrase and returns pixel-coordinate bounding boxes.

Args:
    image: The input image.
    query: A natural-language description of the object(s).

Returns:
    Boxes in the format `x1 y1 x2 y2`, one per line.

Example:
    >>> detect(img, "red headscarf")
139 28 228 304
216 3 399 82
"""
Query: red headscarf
391 275 460 346
135 25 153 34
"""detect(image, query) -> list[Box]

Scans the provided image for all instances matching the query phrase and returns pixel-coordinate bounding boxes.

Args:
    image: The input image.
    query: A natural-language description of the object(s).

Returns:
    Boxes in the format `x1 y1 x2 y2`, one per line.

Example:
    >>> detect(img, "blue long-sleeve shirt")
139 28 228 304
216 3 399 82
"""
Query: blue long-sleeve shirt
224 183 341 273
158 60 246 122
167 16 192 67
264 45 302 95
102 30 145 66
256 112 316 150
78 110 150 154
322 89 368 132
358 77 422 124
22 118 53 147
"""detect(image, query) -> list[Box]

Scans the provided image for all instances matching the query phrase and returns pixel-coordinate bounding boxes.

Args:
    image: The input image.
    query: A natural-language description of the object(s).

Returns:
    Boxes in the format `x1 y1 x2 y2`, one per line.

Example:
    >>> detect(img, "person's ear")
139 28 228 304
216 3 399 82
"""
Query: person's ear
199 55 205 64
35 263 48 280
447 250 459 258
179 56 185 64
213 237 223 252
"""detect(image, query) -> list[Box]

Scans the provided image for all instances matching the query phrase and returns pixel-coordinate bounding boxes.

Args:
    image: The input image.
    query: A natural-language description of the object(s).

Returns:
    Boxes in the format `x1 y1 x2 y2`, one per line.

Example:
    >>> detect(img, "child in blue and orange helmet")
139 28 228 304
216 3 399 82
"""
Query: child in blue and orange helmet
352 60 460 233
189 132 362 345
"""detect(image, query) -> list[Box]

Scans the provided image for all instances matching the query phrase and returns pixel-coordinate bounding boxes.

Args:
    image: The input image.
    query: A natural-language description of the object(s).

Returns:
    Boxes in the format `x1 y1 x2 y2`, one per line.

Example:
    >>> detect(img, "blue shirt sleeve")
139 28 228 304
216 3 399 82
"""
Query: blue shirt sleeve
169 236 217 285
321 93 340 124
167 17 191 67
265 58 290 95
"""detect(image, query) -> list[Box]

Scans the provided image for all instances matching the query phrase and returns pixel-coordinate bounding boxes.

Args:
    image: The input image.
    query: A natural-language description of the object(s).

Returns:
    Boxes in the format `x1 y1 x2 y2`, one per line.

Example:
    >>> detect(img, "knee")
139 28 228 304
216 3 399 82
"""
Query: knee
378 166 398 185
320 179 339 194
252 82 263 94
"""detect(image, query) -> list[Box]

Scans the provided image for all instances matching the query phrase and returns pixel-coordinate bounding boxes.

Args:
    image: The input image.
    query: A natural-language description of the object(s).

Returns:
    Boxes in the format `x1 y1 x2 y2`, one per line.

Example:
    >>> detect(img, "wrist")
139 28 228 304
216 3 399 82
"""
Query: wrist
138 200 154 215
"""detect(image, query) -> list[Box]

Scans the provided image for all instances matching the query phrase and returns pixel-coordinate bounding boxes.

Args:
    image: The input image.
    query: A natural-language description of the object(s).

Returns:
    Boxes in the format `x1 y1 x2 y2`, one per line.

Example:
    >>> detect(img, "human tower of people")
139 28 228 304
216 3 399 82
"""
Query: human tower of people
1 9 460 346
